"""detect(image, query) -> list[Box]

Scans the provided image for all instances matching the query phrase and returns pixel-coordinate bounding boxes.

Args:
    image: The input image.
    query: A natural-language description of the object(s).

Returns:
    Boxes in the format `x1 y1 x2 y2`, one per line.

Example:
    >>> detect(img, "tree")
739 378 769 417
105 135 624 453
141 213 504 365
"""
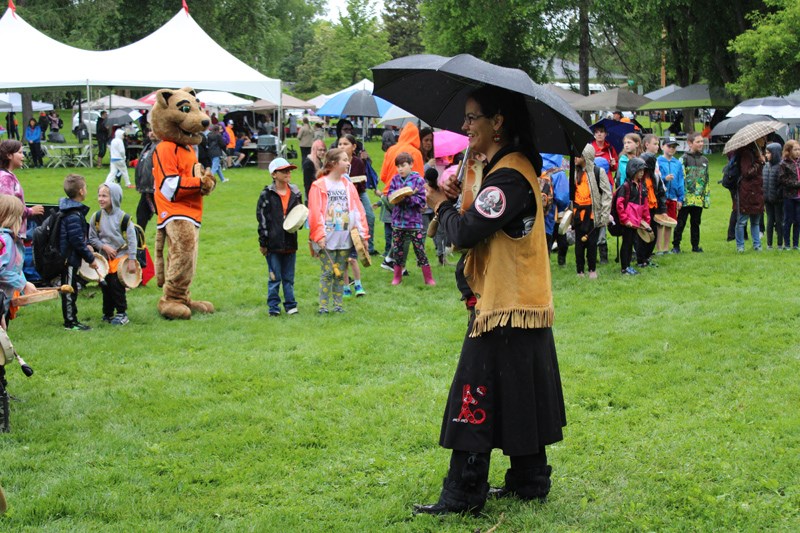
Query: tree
382 0 424 58
728 0 800 97
294 0 390 96
419 0 555 82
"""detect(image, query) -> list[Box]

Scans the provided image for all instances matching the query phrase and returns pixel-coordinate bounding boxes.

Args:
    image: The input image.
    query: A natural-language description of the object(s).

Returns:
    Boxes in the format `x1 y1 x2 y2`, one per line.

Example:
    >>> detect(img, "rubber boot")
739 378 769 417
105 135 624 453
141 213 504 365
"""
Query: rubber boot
488 465 552 502
391 265 403 285
421 264 436 286
414 452 490 516
598 242 608 264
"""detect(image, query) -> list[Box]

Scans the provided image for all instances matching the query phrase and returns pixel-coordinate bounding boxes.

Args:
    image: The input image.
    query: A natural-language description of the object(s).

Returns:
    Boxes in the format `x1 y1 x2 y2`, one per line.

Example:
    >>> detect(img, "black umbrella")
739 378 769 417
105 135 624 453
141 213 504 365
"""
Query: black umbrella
105 108 135 127
710 114 777 137
371 54 592 155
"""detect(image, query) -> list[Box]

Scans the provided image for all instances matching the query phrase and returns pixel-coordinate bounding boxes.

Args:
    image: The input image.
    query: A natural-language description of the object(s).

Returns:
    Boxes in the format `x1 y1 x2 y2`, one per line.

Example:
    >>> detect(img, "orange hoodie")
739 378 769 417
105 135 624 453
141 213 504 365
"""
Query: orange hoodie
379 122 425 193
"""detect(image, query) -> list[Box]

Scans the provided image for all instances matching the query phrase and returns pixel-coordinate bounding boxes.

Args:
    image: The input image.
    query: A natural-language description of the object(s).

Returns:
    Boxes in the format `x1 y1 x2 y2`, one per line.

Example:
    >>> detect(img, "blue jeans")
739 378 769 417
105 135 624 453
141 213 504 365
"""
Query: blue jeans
359 191 376 253
211 156 225 182
266 253 296 313
735 214 761 250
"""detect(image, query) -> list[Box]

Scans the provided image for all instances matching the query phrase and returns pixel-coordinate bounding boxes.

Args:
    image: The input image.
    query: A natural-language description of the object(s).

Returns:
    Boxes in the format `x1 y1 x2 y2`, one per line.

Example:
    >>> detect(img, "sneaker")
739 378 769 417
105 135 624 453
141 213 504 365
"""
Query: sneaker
110 313 129 326
380 259 394 272
403 269 409 277
343 286 352 298
354 285 366 297
287 308 298 316
65 322 91 331
767 245 773 250
737 248 745 253
622 267 639 276
588 271 598 279
670 248 681 254
692 247 704 253
101 315 113 324
577 272 585 278
333 306 345 313
369 250 381 256
269 311 280 317
126 184 135 189
318 308 328 315
637 262 648 268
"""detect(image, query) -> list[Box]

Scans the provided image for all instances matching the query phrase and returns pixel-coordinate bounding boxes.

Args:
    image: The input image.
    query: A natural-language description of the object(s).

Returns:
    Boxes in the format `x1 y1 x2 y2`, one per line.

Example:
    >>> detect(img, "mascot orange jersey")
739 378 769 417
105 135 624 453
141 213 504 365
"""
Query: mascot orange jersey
153 142 205 228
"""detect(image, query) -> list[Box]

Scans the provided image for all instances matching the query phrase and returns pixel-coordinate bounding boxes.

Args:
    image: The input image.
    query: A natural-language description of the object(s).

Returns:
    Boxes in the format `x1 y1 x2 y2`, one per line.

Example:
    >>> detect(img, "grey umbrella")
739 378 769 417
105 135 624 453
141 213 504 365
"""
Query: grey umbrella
105 108 135 127
371 54 592 155
710 114 777 137
572 88 651 112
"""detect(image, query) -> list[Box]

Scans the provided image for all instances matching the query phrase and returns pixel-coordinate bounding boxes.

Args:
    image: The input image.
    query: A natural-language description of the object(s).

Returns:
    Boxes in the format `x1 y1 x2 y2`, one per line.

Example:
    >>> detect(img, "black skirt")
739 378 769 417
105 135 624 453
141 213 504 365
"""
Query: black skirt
439 320 566 456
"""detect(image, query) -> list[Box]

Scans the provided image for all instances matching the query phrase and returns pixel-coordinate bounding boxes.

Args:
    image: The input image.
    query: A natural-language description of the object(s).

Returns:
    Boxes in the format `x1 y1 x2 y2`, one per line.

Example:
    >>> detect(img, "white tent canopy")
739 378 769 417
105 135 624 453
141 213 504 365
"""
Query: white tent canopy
0 92 53 112
0 7 281 103
195 91 253 108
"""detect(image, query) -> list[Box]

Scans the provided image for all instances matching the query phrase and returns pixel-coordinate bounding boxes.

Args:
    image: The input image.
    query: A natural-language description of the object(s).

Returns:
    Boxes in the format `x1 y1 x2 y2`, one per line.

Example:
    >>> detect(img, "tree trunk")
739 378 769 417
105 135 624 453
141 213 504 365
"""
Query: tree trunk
21 93 33 127
578 0 591 123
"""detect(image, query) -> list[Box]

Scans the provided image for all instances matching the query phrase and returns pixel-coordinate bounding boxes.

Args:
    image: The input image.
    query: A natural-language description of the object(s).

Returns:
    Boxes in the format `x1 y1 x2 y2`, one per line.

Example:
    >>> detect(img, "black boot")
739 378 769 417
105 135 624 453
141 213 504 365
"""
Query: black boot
598 243 608 264
488 465 552 502
413 452 490 516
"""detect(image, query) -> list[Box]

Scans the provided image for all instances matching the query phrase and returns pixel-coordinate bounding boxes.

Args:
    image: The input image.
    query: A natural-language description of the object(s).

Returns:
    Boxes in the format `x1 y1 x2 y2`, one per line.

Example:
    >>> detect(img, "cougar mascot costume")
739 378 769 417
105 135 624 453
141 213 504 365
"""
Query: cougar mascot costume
150 88 216 319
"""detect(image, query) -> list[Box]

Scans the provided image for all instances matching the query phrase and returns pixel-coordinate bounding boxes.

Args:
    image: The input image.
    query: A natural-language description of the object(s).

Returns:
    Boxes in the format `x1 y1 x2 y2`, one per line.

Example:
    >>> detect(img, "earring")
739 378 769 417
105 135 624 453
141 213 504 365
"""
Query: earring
492 130 501 143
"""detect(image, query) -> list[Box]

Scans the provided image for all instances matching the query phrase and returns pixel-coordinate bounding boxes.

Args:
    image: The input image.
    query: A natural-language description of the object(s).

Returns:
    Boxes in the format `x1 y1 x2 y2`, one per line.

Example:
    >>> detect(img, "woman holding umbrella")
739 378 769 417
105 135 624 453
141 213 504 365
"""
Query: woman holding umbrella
415 85 566 516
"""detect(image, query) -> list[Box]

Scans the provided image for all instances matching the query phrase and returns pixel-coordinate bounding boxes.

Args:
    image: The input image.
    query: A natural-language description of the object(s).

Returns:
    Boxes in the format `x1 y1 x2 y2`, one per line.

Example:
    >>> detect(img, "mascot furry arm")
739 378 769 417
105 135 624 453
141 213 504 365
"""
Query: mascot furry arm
150 87 216 320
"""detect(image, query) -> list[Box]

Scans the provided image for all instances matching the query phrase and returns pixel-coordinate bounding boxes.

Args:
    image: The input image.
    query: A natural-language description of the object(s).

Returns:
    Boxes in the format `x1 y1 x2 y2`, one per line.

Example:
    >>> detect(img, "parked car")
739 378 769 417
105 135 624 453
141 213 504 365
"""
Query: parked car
72 110 103 135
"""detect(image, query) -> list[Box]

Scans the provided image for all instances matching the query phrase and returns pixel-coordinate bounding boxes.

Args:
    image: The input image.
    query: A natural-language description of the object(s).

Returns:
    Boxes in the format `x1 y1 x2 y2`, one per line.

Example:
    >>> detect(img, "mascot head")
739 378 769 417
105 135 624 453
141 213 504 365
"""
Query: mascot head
150 87 209 146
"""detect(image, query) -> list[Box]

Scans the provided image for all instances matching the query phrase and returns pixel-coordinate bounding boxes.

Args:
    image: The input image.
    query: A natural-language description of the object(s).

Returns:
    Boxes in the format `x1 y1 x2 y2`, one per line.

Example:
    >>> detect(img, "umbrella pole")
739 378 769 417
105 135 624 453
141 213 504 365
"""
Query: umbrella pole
86 80 93 163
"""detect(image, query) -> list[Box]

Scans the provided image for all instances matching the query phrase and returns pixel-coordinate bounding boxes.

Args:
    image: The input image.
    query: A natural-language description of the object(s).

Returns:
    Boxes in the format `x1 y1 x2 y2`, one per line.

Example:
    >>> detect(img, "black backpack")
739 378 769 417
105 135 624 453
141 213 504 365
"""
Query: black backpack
32 210 66 283
135 141 157 193
721 153 741 191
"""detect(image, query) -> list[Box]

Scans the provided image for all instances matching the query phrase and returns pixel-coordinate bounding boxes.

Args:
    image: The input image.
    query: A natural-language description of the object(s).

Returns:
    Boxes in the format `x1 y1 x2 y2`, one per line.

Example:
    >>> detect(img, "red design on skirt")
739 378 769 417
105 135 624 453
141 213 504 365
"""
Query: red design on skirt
454 384 486 424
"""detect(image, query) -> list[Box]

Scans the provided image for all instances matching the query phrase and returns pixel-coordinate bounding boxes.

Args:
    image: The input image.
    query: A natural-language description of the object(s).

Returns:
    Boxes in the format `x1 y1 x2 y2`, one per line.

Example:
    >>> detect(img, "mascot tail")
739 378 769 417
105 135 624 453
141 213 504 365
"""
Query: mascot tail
156 227 166 287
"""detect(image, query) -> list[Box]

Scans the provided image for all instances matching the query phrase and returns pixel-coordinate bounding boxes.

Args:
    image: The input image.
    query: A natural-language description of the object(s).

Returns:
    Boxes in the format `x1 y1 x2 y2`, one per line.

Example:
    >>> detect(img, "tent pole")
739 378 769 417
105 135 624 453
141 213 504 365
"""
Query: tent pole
87 81 94 164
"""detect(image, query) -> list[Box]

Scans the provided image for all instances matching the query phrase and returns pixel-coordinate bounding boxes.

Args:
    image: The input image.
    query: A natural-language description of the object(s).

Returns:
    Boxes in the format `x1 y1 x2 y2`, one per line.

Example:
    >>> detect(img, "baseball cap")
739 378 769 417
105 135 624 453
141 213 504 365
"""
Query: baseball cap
661 136 679 146
268 157 297 174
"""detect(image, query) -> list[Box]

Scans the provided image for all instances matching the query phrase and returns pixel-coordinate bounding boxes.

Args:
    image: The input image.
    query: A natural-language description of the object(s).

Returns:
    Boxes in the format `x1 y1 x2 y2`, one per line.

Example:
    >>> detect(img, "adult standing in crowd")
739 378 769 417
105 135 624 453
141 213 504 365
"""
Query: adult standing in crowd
415 85 565 516
330 119 354 149
37 112 49 137
95 111 110 168
207 125 228 184
0 140 44 237
734 139 766 252
779 140 800 250
303 139 326 201
297 117 315 161
5 113 18 140
134 131 158 230
24 118 43 169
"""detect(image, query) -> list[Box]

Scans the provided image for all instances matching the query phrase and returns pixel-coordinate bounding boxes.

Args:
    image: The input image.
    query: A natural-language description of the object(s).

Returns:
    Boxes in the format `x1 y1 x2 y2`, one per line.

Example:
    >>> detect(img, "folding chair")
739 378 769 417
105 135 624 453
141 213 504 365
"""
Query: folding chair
73 145 92 168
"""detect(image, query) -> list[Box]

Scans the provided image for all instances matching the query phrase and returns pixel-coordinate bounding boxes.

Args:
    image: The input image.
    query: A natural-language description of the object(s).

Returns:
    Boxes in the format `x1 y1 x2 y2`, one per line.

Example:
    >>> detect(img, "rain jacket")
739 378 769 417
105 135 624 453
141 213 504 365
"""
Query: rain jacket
571 144 612 228
762 143 783 203
779 156 800 200
379 122 424 193
58 197 94 268
657 154 685 203
109 129 126 161
680 150 710 208
541 154 569 235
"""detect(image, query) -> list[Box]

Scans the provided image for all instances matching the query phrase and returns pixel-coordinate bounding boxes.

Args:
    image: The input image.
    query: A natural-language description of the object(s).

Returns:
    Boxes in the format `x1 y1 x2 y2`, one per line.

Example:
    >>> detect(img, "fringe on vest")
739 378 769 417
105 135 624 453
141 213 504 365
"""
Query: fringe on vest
470 305 554 338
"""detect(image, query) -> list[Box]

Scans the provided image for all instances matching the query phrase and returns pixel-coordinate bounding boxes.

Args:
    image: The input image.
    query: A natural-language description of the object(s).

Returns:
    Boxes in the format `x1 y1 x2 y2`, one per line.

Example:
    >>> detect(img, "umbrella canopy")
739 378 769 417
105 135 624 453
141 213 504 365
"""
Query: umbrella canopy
371 53 592 155
723 121 785 154
590 118 636 153
573 88 651 112
105 108 138 127
138 91 158 106
377 104 428 128
710 114 778 137
250 94 317 112
638 83 734 111
726 96 800 122
433 130 469 158
316 89 391 118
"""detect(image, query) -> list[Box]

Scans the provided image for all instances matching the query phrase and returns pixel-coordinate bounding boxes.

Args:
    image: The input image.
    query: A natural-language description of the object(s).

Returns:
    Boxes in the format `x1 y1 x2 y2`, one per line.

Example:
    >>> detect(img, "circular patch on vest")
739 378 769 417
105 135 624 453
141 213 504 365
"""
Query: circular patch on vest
474 186 506 218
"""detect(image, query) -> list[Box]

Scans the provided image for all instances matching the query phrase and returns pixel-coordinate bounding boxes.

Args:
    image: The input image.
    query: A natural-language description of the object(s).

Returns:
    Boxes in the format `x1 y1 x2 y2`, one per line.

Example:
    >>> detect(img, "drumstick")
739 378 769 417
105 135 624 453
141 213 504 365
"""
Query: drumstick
321 248 342 277
16 353 33 377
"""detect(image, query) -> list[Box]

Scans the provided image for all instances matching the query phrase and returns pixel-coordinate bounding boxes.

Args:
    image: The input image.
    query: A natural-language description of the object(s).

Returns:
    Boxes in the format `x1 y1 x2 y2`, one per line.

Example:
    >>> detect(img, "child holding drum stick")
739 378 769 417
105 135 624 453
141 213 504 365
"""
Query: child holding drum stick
308 149 368 314
88 182 137 326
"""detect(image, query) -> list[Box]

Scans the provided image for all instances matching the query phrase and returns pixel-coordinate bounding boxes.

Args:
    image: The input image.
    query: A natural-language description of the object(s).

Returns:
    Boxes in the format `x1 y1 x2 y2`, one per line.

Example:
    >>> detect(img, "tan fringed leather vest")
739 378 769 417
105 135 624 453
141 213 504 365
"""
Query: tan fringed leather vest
464 152 554 337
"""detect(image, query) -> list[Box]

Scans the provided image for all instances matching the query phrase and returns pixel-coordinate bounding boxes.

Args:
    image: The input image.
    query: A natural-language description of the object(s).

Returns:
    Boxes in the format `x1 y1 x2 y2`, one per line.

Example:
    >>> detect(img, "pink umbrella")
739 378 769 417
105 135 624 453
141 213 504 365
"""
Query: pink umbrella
139 91 158 106
433 130 469 158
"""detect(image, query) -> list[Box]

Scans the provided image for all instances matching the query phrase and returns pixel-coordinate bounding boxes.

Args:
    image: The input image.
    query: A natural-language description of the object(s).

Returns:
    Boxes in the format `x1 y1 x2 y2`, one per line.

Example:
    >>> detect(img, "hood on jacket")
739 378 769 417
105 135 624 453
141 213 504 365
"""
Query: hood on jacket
99 182 123 212
397 122 420 149
541 153 563 171
580 143 596 178
626 157 646 181
766 142 782 165
114 129 125 140
640 152 657 172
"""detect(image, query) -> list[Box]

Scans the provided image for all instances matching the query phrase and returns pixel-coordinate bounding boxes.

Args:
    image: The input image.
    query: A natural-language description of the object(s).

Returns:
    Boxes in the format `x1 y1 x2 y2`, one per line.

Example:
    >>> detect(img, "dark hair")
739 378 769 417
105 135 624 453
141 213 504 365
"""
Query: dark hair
395 151 413 166
593 124 606 133
468 85 540 172
337 134 358 154
419 127 434 160
0 140 23 170
335 119 354 139
63 173 86 199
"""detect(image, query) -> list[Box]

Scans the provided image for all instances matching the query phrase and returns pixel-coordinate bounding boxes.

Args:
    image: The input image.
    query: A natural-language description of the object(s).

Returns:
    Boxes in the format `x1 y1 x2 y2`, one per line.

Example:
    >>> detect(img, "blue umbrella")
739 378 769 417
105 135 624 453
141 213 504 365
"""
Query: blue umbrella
316 89 392 118
589 118 635 153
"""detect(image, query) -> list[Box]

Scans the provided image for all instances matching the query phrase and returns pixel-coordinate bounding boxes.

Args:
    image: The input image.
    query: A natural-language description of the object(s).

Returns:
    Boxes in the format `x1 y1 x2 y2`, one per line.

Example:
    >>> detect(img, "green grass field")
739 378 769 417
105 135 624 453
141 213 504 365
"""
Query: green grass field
1 137 799 531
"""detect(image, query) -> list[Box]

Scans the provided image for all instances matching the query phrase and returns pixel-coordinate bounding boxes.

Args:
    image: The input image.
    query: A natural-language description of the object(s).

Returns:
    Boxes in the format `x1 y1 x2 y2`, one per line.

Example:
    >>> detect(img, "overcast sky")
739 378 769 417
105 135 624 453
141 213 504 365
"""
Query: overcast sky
323 0 384 22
